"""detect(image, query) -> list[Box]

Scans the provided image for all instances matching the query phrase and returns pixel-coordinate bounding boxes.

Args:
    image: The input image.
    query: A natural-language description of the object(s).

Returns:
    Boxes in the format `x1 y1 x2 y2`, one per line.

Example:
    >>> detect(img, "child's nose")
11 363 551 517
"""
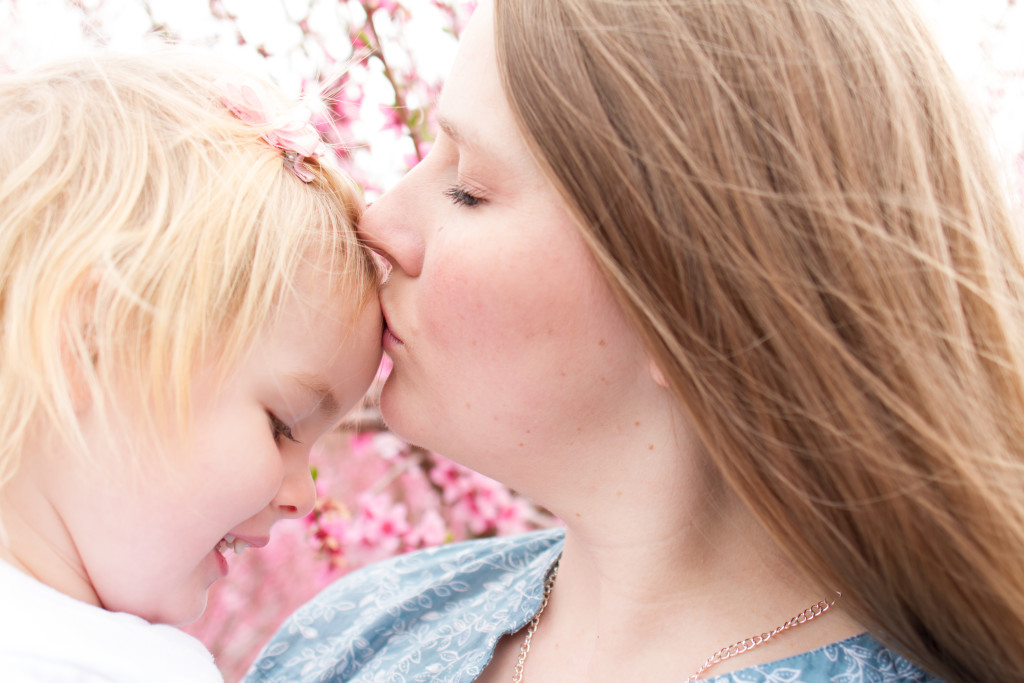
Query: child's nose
273 465 316 520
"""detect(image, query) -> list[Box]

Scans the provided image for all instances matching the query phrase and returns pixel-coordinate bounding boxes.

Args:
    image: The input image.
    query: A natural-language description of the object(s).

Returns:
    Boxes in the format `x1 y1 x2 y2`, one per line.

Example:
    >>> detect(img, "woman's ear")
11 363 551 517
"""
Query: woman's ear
648 357 669 389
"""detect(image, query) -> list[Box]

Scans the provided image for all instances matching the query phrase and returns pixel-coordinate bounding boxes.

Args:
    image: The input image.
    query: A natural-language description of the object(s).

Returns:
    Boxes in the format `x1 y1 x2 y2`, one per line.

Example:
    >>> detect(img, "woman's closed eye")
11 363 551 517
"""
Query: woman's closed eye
444 184 483 208
268 412 300 445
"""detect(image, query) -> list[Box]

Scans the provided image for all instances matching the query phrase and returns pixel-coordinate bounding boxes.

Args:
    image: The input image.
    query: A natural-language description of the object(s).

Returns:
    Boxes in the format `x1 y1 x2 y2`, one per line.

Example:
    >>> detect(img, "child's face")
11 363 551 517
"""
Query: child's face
51 263 382 625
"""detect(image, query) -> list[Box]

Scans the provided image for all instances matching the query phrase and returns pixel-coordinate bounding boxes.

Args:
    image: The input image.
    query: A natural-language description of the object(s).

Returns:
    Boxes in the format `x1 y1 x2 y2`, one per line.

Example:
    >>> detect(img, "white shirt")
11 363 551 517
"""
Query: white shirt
0 559 223 682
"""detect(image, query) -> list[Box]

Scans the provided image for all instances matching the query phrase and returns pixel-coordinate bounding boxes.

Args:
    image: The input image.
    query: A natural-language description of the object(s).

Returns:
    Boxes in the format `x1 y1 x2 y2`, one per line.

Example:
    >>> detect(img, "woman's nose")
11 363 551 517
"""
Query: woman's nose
358 164 431 279
273 461 317 520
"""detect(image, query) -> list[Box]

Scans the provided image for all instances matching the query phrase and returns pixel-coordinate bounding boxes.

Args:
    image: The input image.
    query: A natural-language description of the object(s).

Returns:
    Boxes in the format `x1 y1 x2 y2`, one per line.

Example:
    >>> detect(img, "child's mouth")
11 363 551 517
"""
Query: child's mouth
216 534 252 555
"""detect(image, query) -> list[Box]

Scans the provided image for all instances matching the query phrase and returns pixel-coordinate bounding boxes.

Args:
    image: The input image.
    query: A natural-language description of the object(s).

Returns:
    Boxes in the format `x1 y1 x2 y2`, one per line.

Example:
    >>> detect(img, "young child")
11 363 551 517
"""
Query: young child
0 51 382 681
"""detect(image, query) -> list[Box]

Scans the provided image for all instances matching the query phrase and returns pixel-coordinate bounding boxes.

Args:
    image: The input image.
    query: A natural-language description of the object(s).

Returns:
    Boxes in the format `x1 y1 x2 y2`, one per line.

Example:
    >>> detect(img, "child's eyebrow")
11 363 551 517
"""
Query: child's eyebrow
288 373 340 420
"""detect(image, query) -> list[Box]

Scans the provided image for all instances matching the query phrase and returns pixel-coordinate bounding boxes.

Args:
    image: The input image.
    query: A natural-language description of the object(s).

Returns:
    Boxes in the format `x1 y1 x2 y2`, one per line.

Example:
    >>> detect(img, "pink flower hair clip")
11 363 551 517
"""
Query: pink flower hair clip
216 78 328 183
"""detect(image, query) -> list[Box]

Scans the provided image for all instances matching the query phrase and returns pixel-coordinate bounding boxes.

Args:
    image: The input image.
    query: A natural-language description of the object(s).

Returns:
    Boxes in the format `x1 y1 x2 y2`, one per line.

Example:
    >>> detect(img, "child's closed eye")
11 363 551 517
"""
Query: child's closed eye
267 412 300 445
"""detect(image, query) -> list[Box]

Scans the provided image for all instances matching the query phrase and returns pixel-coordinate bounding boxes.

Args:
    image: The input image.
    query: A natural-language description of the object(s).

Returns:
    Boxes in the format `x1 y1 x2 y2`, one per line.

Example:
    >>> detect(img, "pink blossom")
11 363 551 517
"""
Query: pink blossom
422 508 450 546
428 457 466 502
372 431 410 460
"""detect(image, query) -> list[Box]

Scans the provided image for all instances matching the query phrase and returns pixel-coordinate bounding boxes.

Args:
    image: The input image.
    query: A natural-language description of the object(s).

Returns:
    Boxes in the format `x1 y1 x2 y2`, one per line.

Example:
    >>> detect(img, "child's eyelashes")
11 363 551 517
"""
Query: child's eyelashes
267 412 300 445
444 184 484 208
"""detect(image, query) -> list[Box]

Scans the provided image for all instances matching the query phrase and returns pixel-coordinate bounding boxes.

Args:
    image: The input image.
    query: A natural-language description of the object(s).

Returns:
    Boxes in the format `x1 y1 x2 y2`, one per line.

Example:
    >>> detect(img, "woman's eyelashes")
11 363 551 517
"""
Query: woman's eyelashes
268 412 300 445
444 184 483 208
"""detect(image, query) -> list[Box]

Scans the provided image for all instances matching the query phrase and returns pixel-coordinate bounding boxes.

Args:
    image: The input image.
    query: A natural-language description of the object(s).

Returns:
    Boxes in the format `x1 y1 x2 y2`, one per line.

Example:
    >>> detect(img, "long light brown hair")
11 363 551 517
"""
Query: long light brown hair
495 0 1024 679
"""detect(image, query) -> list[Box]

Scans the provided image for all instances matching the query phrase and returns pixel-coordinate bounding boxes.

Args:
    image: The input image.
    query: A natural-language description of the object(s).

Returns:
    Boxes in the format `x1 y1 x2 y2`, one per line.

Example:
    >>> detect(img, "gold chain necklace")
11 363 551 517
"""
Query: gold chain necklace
512 562 839 682
685 595 839 680
512 563 559 683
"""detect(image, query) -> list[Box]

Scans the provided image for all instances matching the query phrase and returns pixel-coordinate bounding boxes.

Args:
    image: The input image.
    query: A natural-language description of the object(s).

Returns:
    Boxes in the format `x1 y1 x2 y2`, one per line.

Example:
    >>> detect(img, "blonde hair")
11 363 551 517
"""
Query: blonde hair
496 0 1024 679
0 51 377 488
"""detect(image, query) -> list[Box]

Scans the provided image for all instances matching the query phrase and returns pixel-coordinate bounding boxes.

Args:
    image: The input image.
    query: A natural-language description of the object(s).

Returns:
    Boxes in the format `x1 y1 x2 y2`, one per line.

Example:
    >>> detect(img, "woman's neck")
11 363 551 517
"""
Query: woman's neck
487 404 863 682
518 528 858 682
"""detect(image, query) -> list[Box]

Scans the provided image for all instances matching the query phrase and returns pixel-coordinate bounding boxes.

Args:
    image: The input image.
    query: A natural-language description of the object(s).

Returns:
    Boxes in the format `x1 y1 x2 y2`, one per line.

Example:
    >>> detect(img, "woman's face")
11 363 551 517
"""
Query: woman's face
360 2 653 486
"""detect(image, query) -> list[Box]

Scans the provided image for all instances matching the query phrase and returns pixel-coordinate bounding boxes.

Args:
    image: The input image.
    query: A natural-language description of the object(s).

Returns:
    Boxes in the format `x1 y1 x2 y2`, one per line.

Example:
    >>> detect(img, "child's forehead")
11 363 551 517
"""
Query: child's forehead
242 280 380 416
258 261 377 352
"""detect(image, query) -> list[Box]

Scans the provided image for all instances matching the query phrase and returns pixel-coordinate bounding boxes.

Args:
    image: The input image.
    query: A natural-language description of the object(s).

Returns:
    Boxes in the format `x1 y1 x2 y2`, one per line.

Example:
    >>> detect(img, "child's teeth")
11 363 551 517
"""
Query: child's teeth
215 534 256 555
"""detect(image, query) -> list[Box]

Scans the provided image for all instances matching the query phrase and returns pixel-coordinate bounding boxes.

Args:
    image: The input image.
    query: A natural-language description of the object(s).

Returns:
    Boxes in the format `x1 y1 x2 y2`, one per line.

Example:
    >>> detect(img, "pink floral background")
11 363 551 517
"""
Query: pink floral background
2 1 1022 680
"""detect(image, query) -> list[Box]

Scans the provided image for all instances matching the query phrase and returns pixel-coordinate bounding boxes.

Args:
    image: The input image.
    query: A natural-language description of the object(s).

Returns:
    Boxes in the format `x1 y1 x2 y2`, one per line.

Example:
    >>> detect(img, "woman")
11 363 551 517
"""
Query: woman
248 1 1024 681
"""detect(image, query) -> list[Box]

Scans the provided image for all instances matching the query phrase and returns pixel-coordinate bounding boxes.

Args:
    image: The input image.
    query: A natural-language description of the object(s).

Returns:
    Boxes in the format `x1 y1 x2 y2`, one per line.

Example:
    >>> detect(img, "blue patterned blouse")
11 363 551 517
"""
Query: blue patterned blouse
245 528 943 683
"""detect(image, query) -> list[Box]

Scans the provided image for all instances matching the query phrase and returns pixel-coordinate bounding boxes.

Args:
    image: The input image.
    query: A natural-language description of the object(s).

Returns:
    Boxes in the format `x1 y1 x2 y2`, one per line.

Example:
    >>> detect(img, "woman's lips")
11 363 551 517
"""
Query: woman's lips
383 323 404 350
382 309 404 349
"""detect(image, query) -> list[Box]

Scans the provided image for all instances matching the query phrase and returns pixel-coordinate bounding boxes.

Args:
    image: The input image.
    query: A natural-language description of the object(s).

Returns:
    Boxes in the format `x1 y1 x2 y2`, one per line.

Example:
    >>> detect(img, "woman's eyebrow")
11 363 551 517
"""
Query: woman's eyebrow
438 115 484 153
437 116 461 142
